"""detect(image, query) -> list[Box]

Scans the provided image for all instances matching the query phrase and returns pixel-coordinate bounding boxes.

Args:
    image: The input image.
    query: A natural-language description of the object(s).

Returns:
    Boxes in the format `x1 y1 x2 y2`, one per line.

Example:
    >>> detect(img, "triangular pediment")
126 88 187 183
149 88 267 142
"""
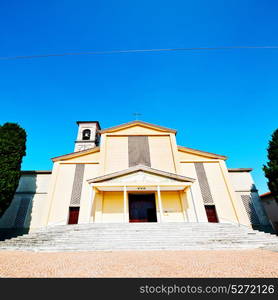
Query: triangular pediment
98 171 187 184
99 121 177 135
88 165 195 185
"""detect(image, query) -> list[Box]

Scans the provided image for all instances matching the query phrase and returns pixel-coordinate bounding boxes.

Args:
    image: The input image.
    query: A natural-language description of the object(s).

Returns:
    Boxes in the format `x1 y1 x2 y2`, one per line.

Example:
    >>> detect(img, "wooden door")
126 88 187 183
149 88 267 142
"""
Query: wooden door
68 207 80 224
205 205 218 223
129 194 157 222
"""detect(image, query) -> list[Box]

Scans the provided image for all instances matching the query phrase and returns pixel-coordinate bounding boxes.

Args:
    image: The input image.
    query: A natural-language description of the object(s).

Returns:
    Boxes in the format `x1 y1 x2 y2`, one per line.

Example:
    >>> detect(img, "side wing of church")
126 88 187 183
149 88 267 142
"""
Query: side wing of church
0 121 270 231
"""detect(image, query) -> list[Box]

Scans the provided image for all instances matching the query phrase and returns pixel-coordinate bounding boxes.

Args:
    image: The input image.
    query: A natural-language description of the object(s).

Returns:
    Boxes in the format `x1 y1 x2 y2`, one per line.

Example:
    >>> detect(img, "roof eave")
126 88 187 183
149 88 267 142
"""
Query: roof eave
52 146 100 162
228 168 253 172
99 120 177 135
178 146 228 160
88 165 195 184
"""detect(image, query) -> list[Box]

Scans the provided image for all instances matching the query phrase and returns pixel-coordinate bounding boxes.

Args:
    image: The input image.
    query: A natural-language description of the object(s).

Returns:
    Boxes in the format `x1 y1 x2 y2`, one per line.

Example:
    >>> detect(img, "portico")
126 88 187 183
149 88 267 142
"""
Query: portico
85 165 196 223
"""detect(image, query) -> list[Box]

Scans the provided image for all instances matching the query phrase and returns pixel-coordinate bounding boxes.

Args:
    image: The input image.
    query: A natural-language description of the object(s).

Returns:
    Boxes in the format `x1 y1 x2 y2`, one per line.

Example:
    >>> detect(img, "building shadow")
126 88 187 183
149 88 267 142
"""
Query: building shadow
0 174 37 241
249 184 276 235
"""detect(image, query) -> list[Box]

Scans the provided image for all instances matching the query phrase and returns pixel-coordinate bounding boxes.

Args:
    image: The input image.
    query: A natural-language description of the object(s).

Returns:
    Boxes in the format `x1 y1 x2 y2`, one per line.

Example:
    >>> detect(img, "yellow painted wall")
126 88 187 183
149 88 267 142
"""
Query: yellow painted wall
204 163 238 223
161 191 184 222
149 136 176 172
179 162 208 222
98 191 184 223
94 192 103 222
102 191 124 223
47 164 76 225
104 136 128 174
78 164 100 223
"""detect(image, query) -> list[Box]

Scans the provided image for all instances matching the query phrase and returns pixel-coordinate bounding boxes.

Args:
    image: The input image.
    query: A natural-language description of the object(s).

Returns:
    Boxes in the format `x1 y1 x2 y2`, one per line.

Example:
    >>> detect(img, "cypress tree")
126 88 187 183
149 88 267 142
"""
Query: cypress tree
263 129 278 201
0 123 27 217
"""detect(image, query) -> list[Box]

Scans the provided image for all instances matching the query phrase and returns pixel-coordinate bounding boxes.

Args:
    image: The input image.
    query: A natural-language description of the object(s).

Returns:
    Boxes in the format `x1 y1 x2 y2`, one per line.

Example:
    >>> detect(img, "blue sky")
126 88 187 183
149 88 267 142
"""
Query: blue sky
0 0 277 194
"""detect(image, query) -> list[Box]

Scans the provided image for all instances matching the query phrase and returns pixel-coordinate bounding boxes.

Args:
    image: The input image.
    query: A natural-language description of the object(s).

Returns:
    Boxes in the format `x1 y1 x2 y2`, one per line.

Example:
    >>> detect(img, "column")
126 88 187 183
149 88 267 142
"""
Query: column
157 185 163 222
88 185 96 223
123 186 128 223
179 190 188 222
189 186 199 222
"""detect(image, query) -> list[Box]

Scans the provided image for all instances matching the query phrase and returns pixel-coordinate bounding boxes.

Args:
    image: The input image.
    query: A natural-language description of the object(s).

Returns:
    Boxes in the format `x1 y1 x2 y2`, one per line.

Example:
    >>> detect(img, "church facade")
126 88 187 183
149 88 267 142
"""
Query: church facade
0 121 270 231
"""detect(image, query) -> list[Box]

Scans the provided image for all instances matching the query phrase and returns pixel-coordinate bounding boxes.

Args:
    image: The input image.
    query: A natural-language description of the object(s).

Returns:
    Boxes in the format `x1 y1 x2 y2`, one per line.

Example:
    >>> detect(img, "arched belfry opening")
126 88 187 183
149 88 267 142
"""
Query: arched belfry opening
82 129 91 140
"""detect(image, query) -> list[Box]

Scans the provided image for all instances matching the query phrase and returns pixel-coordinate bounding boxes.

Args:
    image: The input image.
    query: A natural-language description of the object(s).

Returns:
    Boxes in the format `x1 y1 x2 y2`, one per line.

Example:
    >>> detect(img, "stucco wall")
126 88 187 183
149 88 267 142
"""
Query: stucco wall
0 173 51 229
102 192 124 223
228 171 270 226
149 136 176 172
47 164 76 225
104 136 129 174
78 163 100 223
204 163 238 223
161 191 184 222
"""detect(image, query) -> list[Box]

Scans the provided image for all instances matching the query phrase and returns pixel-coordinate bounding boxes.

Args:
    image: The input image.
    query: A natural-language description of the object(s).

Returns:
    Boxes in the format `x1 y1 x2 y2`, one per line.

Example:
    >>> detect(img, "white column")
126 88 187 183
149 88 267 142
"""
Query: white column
179 190 188 222
88 185 96 223
189 186 199 222
157 185 163 222
123 186 128 223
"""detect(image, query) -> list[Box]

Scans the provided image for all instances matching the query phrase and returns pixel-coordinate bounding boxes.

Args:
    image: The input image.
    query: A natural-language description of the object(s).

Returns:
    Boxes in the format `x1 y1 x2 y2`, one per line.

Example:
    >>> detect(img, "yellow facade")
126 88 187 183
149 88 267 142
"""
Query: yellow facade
2 120 267 230
44 121 246 227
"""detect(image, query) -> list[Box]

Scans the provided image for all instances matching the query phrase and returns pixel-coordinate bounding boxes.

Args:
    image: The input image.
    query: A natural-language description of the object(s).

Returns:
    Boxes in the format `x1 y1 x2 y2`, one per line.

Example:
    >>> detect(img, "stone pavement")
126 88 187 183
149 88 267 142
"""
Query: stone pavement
0 250 277 278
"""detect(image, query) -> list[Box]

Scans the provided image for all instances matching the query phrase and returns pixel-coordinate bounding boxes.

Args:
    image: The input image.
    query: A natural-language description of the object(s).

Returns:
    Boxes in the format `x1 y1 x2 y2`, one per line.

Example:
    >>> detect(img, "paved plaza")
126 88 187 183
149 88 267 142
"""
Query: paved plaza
0 250 277 278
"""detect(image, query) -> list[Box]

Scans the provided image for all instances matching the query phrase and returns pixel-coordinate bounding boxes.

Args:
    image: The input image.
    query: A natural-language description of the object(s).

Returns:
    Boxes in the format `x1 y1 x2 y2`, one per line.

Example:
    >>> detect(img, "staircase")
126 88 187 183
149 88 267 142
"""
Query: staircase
0 223 277 252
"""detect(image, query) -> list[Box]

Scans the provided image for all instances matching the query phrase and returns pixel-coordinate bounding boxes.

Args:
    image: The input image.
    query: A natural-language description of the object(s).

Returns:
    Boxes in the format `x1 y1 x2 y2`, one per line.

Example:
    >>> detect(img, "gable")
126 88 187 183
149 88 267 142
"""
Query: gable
106 125 169 135
100 121 177 135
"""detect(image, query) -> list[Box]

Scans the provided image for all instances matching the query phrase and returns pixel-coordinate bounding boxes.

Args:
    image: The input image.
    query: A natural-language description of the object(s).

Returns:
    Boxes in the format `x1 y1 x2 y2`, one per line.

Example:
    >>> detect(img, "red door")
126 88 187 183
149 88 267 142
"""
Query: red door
205 205 218 223
68 207 80 224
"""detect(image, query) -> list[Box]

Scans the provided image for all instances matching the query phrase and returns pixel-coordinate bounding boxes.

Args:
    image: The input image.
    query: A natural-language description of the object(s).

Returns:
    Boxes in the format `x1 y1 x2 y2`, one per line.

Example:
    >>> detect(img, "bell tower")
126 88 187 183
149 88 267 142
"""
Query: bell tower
74 121 101 152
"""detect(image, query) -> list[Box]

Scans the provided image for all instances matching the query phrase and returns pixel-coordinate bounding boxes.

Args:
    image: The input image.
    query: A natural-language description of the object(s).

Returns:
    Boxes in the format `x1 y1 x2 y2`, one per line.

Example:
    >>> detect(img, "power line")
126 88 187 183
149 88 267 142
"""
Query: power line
0 45 278 61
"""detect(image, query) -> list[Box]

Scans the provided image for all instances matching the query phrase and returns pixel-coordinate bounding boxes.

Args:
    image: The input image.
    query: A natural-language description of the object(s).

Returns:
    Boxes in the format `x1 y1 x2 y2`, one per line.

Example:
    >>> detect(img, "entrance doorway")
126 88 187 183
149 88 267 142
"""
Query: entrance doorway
68 207 80 224
129 193 157 222
205 205 218 223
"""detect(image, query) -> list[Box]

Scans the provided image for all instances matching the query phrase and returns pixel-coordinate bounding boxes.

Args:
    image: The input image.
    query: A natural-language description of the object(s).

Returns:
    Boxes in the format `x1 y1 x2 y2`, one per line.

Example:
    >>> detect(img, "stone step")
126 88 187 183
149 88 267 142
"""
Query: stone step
1 223 277 251
5 234 276 241
3 237 276 244
0 245 274 252
5 234 277 242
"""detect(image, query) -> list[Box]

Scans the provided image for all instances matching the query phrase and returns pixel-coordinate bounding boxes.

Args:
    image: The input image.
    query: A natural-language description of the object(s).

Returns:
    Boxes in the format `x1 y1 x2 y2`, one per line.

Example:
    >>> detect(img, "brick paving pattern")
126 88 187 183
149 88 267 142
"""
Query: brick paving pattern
0 250 277 278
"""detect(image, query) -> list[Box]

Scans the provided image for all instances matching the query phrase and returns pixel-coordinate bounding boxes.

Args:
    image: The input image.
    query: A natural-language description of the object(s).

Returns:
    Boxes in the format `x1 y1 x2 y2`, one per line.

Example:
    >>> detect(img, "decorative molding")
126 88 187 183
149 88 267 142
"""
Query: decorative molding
99 120 177 134
88 165 195 184
178 146 227 160
70 164 85 206
52 146 100 162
